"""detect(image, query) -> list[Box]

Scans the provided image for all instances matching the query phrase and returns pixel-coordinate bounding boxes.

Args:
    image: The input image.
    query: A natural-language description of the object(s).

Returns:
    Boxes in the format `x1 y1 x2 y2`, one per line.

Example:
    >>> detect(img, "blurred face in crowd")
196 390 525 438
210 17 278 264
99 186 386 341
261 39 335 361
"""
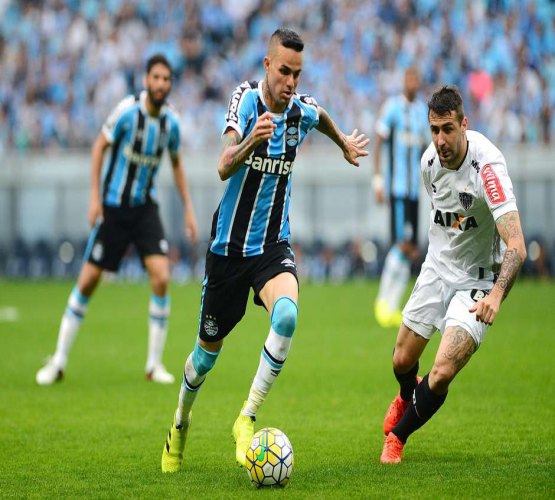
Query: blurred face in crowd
404 67 420 102
263 42 303 113
144 62 172 109
429 110 468 170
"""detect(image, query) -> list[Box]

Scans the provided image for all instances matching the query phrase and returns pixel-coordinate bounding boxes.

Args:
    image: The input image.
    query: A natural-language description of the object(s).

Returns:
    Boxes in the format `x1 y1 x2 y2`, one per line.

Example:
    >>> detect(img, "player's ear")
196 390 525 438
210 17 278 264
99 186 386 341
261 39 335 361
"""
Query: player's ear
263 55 270 73
461 116 468 134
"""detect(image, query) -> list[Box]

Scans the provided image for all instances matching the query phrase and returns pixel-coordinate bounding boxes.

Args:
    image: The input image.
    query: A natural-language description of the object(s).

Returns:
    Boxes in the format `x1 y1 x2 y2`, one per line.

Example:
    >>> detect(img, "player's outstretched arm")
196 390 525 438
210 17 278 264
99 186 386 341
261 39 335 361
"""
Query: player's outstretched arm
217 112 276 181
470 210 527 325
170 154 198 244
315 106 369 167
88 132 110 227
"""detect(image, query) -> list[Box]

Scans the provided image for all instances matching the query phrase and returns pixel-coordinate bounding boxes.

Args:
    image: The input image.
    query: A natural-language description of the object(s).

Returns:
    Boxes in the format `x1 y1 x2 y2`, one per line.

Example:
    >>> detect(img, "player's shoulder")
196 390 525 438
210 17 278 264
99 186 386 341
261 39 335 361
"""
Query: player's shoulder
421 142 437 170
111 94 139 118
162 101 181 126
467 130 507 172
229 80 258 101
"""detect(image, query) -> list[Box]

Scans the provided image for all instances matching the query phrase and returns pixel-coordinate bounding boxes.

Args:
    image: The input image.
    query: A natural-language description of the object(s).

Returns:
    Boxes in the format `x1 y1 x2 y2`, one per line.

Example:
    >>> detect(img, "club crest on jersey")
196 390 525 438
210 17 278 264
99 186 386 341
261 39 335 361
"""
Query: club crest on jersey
244 152 294 176
481 164 506 204
286 126 299 147
459 192 473 210
433 210 478 231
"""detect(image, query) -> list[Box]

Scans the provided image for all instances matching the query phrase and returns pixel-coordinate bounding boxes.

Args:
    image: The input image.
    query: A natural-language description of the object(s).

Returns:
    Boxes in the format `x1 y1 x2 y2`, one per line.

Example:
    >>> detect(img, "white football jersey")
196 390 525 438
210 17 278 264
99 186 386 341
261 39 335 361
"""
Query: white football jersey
421 130 518 288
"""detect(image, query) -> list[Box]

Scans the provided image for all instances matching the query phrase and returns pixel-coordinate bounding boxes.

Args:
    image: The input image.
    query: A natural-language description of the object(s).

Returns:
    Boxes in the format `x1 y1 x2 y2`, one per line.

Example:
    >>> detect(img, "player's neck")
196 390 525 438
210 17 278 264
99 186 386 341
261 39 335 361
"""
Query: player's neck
262 79 286 114
443 139 469 171
145 96 162 117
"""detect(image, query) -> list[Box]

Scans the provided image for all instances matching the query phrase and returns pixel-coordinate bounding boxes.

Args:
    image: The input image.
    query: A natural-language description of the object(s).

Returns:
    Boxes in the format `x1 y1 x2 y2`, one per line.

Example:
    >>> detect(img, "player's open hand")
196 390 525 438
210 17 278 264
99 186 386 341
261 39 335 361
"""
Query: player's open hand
469 293 501 326
88 197 103 227
184 207 199 245
251 111 277 144
343 129 370 167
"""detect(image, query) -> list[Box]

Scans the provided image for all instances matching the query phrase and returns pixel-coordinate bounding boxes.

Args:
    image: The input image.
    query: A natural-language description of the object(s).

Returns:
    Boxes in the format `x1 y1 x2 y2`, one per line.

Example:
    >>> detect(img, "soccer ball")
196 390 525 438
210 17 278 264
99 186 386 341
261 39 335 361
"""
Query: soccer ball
245 427 294 488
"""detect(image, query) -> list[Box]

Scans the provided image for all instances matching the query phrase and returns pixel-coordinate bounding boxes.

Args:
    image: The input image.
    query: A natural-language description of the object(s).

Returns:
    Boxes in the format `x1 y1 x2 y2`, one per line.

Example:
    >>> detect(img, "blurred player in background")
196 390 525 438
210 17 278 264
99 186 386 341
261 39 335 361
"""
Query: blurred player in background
380 86 526 463
161 28 369 473
373 67 429 328
36 54 198 386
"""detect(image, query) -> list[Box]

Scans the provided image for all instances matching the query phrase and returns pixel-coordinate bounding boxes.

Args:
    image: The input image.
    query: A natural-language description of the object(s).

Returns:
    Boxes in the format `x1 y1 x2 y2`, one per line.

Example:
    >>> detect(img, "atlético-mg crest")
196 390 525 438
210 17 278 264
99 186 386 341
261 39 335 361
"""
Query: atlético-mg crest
459 192 473 210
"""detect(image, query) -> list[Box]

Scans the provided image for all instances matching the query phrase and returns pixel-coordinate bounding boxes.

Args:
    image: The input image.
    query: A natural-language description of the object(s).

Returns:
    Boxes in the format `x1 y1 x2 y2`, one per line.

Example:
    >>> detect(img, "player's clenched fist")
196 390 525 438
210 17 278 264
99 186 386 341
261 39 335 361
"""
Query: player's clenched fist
251 111 277 144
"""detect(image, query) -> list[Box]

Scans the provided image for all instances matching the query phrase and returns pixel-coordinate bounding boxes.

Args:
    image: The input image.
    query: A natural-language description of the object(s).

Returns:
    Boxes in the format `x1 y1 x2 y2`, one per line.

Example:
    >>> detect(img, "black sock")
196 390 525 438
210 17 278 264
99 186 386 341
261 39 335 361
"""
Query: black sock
394 360 419 401
392 373 447 443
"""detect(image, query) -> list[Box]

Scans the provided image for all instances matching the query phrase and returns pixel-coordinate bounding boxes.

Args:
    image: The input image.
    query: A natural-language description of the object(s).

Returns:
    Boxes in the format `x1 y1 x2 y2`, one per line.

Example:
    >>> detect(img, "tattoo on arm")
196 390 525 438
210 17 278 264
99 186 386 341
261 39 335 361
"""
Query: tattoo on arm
219 131 253 179
494 211 525 300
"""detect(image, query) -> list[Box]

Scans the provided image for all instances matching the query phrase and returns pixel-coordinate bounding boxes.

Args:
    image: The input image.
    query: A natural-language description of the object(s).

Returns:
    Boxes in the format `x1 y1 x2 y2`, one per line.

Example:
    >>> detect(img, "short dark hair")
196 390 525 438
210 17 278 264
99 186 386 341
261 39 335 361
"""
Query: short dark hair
146 53 173 76
270 28 304 52
428 85 465 122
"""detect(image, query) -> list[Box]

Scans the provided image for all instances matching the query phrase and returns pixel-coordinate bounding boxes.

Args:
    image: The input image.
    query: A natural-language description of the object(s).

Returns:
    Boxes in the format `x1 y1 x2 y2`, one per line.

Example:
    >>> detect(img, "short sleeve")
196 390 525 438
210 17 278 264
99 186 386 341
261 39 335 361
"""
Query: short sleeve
101 95 135 144
478 160 518 221
223 81 256 139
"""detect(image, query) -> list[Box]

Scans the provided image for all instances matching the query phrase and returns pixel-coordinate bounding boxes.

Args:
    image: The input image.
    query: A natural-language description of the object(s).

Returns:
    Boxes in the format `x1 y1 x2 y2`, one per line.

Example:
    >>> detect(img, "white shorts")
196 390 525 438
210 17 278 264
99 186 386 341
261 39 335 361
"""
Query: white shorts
402 260 491 348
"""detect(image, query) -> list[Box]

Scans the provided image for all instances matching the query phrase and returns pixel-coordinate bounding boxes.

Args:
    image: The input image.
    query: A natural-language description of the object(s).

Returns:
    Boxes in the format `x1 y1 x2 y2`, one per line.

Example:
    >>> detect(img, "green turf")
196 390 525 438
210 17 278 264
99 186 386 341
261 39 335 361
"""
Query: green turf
0 279 553 498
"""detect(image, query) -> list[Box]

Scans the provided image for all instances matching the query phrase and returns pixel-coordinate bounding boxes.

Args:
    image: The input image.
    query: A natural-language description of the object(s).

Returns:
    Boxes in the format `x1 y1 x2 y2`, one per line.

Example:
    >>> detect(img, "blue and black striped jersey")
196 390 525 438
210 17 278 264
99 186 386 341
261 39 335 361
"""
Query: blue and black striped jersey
376 94 428 201
100 91 181 207
210 80 320 257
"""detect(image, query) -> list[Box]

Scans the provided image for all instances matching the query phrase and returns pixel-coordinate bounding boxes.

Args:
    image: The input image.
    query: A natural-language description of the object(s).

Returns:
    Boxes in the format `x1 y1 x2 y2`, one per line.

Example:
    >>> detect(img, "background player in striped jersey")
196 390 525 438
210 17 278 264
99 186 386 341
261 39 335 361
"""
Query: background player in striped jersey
161 28 369 473
372 67 429 328
380 86 526 464
36 54 198 386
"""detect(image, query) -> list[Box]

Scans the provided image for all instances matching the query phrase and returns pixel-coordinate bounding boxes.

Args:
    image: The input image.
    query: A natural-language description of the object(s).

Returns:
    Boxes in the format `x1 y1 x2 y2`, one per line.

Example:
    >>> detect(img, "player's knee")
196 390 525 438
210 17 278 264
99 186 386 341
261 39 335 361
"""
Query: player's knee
429 362 455 390
271 296 298 338
192 341 220 376
392 349 416 373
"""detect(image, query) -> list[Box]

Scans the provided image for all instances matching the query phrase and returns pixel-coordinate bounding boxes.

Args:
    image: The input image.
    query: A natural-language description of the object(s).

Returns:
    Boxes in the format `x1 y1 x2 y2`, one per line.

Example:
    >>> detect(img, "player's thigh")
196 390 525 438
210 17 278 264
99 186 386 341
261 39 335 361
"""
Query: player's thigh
251 243 299 310
84 207 131 272
198 251 250 342
133 204 169 260
402 260 452 339
445 289 489 348
432 324 476 383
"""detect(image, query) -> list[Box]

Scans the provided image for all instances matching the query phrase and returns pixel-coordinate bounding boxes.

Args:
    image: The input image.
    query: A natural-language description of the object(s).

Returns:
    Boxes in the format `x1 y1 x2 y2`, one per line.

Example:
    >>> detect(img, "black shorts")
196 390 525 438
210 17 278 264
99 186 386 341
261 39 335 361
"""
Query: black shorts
84 204 167 272
198 243 298 342
389 197 418 245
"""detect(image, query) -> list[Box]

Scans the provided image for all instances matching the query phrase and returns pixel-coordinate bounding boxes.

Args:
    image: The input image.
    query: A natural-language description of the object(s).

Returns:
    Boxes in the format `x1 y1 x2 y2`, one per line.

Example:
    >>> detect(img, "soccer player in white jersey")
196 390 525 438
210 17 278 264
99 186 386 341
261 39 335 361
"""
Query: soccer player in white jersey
35 54 198 386
161 28 369 473
380 86 526 463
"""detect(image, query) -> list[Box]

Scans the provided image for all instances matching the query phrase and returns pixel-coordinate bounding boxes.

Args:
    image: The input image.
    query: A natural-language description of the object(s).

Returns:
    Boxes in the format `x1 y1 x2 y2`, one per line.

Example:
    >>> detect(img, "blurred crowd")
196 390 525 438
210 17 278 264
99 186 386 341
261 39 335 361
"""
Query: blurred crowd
0 0 554 154
1 235 552 281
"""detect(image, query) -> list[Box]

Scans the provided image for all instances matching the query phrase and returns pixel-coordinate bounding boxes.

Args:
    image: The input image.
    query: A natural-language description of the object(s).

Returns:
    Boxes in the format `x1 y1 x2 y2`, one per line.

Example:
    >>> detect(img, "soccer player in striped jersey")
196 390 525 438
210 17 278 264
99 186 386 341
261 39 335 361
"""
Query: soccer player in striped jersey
373 67 429 328
380 86 526 464
36 54 198 386
161 28 369 472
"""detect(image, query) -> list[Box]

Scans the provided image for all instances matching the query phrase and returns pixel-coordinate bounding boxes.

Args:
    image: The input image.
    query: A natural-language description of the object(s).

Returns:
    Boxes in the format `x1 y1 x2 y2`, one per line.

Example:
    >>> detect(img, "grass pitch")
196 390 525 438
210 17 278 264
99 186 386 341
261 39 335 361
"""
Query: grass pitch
0 279 553 498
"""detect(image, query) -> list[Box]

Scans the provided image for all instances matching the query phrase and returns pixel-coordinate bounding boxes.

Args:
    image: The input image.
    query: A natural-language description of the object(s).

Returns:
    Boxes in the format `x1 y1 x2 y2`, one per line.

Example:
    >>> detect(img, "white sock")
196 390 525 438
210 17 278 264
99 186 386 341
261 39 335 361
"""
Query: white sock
52 287 89 368
388 256 410 311
146 294 170 372
175 353 204 427
243 328 292 417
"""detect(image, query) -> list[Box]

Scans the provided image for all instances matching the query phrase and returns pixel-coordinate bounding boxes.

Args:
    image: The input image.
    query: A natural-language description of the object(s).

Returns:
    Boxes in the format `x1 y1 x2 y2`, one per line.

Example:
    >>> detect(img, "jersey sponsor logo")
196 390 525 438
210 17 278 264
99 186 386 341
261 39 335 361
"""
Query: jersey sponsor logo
459 192 473 210
481 164 506 204
203 314 219 337
227 81 251 124
123 144 160 167
470 288 490 302
244 152 294 176
433 209 479 231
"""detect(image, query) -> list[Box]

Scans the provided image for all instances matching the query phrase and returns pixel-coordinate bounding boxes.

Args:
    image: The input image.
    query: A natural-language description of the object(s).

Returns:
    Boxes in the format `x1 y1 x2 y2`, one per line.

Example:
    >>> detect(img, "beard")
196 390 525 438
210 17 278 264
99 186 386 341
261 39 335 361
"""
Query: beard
147 88 168 108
